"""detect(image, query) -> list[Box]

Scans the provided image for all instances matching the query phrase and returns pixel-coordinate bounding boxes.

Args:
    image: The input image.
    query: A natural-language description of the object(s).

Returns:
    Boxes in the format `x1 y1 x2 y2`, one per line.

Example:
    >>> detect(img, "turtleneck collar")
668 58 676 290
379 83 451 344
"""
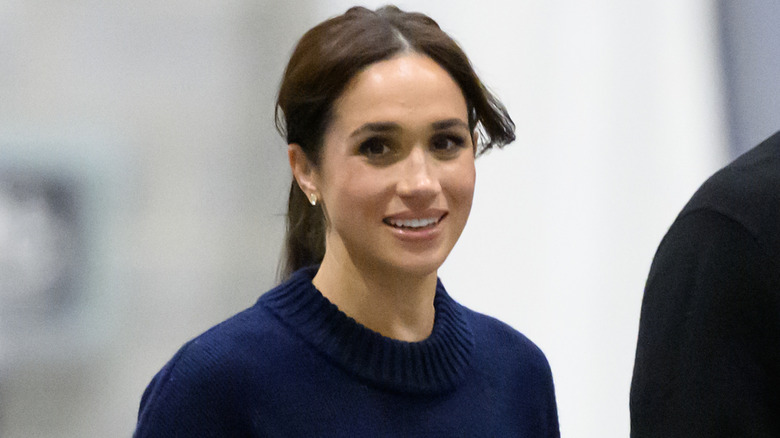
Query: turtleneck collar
259 266 475 395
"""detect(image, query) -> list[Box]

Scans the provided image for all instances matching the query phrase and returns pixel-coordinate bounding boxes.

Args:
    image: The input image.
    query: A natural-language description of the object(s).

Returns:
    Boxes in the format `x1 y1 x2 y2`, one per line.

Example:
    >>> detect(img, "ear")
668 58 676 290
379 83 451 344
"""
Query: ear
288 143 319 199
472 131 480 155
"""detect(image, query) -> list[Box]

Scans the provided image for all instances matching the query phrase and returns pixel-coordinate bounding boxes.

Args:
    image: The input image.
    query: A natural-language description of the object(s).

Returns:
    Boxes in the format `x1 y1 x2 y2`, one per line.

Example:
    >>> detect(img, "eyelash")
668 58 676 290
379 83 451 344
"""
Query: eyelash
431 134 467 152
359 134 467 152
358 137 392 157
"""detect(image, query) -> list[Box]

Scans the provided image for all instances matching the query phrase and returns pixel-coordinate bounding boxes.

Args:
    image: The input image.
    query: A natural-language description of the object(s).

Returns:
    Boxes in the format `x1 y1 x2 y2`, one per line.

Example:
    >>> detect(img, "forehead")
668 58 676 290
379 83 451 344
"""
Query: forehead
330 53 469 130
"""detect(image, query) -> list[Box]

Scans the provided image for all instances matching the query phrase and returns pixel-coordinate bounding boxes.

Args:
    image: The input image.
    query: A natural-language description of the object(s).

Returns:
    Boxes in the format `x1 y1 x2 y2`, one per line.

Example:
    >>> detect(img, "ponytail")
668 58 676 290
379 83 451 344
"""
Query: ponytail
280 180 326 279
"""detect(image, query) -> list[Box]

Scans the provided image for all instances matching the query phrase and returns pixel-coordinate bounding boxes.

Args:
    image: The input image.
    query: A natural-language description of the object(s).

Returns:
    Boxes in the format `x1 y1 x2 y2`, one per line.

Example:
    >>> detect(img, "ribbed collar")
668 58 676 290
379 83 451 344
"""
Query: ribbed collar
260 266 475 395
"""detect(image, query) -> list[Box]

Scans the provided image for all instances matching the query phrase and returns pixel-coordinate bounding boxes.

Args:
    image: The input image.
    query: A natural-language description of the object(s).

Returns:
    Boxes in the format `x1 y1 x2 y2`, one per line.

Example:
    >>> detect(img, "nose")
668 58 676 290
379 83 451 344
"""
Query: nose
397 147 440 205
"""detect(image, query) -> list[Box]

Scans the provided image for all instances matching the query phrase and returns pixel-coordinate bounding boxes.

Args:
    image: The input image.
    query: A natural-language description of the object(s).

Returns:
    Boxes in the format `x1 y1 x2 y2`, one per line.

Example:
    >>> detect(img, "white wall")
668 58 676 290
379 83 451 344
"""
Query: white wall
313 2 727 436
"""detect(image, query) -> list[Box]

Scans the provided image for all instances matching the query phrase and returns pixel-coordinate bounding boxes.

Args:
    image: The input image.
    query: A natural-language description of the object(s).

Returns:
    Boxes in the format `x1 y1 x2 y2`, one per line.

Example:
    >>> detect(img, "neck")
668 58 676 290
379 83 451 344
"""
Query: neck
312 249 438 342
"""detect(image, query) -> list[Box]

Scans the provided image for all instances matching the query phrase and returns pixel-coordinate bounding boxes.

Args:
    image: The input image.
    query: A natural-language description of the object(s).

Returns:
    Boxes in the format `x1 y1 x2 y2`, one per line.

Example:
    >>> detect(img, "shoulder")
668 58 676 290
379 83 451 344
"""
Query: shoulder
183 306 278 368
466 309 542 352
462 306 553 380
161 271 317 373
144 289 301 389
681 131 780 246
652 132 780 286
646 200 779 319
639 136 780 351
458 305 559 431
134 296 293 434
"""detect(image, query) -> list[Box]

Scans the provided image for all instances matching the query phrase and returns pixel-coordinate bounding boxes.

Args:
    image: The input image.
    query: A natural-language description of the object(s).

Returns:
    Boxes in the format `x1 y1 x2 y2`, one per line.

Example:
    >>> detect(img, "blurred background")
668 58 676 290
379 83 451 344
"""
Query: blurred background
0 0 778 436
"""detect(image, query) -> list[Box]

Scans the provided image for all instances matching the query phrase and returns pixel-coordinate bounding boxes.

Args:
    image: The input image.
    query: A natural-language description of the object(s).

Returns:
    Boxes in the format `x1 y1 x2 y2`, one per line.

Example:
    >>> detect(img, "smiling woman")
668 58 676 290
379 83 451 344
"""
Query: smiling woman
134 5 559 437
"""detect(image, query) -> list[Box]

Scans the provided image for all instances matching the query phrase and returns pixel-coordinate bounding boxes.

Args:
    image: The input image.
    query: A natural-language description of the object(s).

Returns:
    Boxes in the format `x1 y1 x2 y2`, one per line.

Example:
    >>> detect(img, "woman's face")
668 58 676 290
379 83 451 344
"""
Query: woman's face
313 53 476 278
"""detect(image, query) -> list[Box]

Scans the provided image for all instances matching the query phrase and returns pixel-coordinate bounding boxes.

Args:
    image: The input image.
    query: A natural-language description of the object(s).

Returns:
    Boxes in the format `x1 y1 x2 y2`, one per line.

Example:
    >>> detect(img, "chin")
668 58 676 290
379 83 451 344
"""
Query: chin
387 255 447 279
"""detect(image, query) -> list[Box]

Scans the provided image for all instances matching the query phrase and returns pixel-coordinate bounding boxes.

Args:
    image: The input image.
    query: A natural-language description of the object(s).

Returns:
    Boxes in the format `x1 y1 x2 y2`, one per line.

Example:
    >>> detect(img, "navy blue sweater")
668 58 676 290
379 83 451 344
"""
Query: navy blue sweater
135 267 559 437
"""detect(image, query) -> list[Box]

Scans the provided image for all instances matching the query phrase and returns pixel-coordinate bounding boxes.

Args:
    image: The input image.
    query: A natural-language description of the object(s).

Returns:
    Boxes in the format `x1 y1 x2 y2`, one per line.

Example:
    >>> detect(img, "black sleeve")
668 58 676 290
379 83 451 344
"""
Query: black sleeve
630 209 780 438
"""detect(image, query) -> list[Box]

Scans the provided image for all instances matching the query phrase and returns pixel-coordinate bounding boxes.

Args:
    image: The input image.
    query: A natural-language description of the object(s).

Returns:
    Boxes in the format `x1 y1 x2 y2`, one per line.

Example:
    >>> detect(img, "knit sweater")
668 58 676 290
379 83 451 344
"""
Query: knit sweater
630 131 780 437
134 266 560 437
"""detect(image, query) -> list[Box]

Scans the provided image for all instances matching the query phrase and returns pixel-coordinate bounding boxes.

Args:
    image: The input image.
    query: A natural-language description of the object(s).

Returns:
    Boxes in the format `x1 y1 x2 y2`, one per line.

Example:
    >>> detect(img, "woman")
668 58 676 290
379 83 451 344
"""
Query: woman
135 6 559 437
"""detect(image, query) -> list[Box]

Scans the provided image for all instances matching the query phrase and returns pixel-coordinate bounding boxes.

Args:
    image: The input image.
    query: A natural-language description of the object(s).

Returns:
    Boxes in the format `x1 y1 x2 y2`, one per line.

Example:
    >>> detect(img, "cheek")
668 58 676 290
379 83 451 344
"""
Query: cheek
325 166 390 222
448 161 476 209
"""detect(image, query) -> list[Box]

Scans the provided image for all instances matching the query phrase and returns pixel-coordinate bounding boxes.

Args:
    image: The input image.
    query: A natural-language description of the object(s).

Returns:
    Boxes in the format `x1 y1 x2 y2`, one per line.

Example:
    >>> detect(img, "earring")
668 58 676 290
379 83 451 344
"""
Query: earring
309 193 317 206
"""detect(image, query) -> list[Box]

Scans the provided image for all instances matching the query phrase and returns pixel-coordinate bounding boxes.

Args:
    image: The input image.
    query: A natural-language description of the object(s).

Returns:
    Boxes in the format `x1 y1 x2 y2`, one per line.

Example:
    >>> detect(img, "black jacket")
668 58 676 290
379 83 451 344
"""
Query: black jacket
631 131 780 437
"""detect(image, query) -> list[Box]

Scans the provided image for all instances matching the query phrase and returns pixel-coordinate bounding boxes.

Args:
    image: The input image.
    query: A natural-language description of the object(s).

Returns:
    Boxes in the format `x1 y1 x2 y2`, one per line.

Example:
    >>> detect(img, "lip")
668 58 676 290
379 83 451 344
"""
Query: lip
383 210 447 241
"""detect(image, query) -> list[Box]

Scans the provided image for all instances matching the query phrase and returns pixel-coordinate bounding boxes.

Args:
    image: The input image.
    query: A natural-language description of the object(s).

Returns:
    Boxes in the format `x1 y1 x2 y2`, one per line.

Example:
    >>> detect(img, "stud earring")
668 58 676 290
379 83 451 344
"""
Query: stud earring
309 193 317 206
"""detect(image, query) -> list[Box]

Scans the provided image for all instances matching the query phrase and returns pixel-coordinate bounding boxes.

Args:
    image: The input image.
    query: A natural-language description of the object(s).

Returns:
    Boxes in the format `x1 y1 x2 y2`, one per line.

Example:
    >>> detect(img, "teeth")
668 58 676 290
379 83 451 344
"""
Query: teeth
387 217 438 228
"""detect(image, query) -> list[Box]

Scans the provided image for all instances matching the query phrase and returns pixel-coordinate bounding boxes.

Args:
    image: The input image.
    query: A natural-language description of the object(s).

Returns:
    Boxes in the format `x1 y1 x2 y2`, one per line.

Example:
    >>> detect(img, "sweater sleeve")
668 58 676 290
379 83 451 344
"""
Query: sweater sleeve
133 340 250 437
630 209 780 437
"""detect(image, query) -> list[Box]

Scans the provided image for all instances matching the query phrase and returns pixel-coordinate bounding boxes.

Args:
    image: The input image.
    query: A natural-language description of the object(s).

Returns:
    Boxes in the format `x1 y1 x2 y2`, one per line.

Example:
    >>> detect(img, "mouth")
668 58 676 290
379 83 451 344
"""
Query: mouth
383 214 446 230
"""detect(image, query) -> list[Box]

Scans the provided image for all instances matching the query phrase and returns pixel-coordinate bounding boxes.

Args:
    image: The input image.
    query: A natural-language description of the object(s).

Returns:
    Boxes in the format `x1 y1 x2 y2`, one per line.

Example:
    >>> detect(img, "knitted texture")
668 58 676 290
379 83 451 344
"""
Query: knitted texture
135 267 559 437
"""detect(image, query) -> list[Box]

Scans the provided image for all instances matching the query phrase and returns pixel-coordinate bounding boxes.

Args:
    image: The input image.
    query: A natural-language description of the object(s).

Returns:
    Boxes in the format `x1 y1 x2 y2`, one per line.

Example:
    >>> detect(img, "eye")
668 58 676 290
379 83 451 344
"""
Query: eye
358 137 392 157
431 134 467 154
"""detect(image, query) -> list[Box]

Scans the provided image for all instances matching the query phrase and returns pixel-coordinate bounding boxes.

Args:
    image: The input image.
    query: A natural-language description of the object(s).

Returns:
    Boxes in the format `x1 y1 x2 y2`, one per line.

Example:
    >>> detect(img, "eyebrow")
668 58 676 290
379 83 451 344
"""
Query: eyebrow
431 118 470 131
349 118 469 138
350 122 401 138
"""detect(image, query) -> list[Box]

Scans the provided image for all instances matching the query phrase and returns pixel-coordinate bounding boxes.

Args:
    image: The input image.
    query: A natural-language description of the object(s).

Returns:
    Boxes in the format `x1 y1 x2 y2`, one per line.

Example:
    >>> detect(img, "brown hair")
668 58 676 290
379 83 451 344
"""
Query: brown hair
275 5 515 279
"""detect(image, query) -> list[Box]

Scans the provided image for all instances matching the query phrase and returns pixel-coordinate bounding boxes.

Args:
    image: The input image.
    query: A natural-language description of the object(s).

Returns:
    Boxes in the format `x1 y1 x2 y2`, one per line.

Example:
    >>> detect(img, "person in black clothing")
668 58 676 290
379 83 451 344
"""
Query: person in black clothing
631 131 780 437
